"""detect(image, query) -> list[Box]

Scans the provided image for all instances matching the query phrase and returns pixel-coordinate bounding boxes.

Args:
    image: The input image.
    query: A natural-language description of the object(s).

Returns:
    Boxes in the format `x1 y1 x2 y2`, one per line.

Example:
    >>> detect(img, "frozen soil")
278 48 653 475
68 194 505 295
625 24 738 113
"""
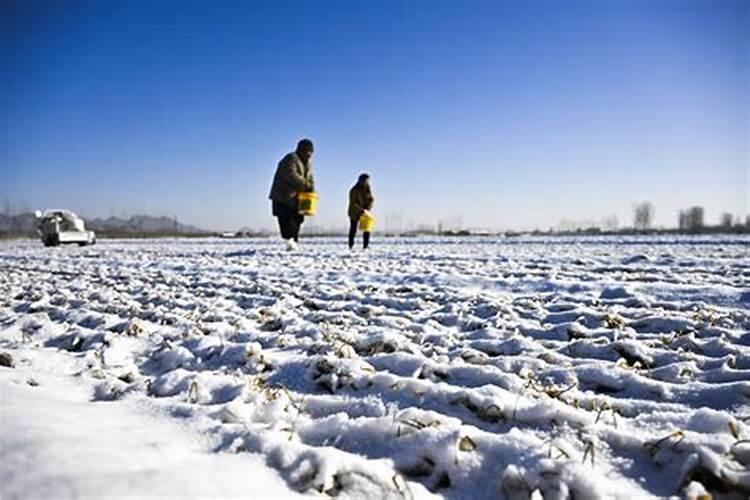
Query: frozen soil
1 235 749 499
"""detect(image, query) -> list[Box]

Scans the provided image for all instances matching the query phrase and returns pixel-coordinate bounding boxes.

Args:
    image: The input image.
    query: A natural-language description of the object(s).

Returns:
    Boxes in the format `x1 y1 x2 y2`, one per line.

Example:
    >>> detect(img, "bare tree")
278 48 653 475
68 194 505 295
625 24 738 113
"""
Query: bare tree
602 215 619 231
633 202 654 231
720 212 733 229
678 206 704 232
557 218 576 232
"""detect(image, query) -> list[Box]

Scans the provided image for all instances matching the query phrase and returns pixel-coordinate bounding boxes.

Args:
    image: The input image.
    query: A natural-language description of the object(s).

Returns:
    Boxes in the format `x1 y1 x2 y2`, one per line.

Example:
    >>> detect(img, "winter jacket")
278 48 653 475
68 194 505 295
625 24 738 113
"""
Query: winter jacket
269 152 315 209
348 181 374 219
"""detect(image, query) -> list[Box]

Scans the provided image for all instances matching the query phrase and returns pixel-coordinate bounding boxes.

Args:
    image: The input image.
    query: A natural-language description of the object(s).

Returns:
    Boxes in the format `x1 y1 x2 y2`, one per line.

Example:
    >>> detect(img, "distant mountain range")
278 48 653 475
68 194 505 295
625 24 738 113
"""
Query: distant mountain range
85 215 207 234
0 213 38 235
0 213 208 235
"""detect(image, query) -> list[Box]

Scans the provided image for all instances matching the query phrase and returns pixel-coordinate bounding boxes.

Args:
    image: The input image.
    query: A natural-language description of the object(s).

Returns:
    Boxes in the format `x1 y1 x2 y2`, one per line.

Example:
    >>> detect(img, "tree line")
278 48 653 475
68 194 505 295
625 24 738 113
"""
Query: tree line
632 202 748 233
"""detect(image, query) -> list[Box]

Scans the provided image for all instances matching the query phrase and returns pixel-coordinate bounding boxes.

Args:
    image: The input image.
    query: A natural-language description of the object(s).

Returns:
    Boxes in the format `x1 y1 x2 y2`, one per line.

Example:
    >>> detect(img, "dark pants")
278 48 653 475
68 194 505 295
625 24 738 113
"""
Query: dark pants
272 201 304 241
349 217 370 249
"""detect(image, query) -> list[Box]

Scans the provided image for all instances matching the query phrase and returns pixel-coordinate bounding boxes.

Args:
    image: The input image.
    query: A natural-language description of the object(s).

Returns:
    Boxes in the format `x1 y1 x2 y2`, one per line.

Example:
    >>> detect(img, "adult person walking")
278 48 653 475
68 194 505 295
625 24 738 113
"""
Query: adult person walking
348 173 374 250
269 138 315 250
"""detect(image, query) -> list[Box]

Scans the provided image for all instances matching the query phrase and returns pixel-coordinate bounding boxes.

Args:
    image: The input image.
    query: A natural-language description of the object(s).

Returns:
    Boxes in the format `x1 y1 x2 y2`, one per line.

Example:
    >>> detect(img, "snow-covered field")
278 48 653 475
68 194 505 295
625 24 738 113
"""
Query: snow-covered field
1 235 749 499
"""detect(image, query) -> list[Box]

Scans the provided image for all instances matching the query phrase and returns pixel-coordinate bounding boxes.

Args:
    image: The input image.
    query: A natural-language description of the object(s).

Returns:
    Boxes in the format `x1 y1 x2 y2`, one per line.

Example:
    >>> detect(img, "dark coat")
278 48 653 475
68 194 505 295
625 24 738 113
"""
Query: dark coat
269 152 315 209
348 181 374 219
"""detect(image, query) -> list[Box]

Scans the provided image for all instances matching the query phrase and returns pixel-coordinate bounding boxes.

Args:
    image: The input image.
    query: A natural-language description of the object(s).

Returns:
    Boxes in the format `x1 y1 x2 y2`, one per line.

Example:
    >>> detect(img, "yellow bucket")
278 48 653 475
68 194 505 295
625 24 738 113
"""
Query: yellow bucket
359 213 375 232
297 192 318 216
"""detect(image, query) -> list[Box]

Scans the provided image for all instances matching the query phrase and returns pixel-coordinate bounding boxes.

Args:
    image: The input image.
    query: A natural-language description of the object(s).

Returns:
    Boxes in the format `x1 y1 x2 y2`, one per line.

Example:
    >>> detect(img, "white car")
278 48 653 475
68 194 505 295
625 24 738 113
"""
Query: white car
35 209 96 247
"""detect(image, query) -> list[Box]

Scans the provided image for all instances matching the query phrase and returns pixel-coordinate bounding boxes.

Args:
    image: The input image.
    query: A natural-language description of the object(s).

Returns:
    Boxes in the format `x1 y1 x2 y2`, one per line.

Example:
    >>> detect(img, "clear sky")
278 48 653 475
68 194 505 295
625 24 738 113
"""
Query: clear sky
1 0 747 232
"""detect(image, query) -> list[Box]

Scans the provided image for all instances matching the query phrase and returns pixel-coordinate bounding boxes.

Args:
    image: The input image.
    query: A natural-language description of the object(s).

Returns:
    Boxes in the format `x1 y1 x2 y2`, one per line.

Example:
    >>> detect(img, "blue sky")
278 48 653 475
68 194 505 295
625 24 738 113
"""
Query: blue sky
1 0 747 232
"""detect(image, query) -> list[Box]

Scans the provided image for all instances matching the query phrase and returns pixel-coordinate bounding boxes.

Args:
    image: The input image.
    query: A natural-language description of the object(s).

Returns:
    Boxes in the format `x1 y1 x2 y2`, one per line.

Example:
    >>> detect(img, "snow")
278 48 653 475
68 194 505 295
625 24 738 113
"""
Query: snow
0 352 297 499
1 234 748 499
